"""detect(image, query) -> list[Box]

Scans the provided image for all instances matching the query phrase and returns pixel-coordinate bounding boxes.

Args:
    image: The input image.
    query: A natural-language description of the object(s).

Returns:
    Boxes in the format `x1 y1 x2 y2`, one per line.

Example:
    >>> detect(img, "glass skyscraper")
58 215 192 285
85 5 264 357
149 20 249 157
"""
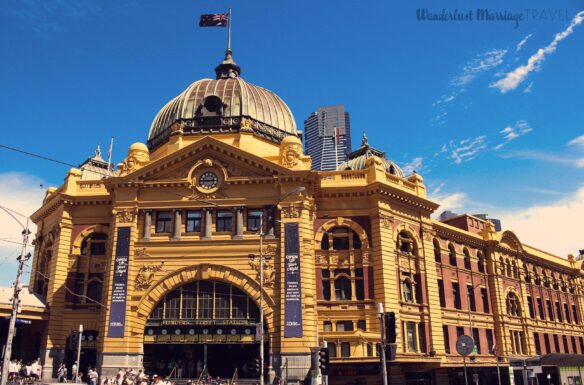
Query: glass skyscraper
304 105 351 171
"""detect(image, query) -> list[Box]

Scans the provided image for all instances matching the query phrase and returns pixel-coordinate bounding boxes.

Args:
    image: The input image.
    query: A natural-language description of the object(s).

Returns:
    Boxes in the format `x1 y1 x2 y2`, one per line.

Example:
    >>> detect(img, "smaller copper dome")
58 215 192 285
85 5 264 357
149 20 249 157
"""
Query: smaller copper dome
337 133 404 177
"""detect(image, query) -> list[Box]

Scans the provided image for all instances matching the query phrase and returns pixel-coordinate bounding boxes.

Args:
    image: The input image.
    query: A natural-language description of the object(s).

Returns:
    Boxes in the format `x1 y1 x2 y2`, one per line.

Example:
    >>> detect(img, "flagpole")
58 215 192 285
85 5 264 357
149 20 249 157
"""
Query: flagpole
227 8 232 51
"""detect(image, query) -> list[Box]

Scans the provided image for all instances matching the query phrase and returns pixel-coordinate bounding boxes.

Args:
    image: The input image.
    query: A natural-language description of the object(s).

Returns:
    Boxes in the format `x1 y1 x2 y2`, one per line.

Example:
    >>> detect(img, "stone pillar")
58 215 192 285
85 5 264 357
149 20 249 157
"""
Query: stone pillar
266 208 275 238
171 209 182 241
202 208 213 240
234 207 244 240
142 210 152 240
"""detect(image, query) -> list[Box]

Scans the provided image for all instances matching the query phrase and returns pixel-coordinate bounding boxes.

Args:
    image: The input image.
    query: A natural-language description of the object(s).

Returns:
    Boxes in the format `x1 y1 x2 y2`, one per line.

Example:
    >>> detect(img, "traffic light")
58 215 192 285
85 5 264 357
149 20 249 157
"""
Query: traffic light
384 312 396 343
251 358 261 375
318 347 329 375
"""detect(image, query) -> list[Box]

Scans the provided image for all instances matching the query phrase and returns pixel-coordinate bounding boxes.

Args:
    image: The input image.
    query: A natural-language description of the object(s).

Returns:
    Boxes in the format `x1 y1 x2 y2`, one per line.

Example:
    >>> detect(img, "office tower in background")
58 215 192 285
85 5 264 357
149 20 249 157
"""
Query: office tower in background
304 105 351 170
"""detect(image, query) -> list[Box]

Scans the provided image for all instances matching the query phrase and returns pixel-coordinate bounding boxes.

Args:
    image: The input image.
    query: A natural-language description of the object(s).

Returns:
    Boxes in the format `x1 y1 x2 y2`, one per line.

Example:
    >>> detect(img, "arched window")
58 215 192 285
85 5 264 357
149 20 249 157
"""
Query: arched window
506 260 513 277
321 232 330 250
506 292 521 316
499 257 505 275
321 227 364 251
448 243 457 266
397 231 417 256
477 251 485 273
66 231 108 305
463 248 471 270
433 239 441 263
512 261 519 279
334 276 352 301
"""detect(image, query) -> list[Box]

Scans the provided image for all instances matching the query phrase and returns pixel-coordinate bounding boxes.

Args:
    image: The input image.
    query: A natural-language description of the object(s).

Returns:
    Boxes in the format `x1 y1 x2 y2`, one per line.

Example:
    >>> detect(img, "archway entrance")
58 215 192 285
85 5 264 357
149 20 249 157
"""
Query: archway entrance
143 280 267 379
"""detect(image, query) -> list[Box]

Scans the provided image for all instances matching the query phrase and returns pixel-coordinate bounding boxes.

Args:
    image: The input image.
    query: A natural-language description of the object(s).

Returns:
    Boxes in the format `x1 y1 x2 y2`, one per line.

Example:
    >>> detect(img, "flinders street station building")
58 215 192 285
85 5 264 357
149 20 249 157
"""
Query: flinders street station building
15 50 584 385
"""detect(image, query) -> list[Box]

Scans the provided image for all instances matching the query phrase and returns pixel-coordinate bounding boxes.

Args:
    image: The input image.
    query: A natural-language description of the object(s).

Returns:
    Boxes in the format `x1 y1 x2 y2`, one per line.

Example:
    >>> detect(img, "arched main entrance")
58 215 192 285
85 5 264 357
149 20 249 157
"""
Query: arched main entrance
143 280 267 379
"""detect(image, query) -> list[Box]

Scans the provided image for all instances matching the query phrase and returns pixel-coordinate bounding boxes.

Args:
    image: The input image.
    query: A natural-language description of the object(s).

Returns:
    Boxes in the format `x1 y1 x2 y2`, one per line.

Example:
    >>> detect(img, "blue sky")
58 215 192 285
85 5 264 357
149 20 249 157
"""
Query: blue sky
0 0 583 285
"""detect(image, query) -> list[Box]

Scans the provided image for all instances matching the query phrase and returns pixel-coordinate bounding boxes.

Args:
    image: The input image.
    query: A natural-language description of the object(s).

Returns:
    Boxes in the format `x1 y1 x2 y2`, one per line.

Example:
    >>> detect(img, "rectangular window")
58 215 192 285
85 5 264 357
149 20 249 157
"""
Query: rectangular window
231 287 247 319
573 304 579 324
185 210 202 233
527 296 535 318
246 209 263 232
182 283 196 319
481 288 490 313
467 285 476 312
413 273 423 303
438 280 446 307
216 210 233 232
443 325 451 354
323 321 332 332
405 322 417 352
198 281 213 319
534 333 541 355
564 303 571 323
580 337 584 353
486 329 494 354
472 328 481 353
73 273 85 304
328 343 337 358
555 302 563 322
546 300 554 321
553 334 560 352
336 321 354 332
544 334 551 353
452 282 461 309
214 282 230 319
355 268 365 300
156 211 172 233
572 336 577 354
456 326 464 338
340 342 351 357
322 269 331 301
418 323 427 353
357 320 367 331
90 241 106 256
165 291 180 319
537 298 545 320
562 335 569 353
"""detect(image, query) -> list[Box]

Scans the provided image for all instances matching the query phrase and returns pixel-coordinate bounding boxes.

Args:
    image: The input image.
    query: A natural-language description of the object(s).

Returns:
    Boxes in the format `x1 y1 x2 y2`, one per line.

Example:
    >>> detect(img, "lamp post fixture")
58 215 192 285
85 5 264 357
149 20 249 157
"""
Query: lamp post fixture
377 303 388 385
0 208 31 385
249 186 306 385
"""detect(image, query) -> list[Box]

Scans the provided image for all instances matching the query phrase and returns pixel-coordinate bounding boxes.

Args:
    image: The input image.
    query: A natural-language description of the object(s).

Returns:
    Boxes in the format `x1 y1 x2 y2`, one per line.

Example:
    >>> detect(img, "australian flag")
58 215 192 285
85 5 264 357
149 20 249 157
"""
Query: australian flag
199 13 228 27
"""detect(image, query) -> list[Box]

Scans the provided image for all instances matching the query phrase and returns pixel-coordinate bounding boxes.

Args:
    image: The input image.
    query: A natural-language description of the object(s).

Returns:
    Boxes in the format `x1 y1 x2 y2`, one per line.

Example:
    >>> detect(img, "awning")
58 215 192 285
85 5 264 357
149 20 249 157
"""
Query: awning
0 286 48 319
509 354 584 367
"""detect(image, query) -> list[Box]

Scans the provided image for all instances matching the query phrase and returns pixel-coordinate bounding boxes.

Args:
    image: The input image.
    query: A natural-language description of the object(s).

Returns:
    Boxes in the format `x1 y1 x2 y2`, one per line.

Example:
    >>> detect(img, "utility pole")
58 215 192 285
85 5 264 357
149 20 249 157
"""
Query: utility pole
0 217 31 385
76 324 83 383
377 303 388 385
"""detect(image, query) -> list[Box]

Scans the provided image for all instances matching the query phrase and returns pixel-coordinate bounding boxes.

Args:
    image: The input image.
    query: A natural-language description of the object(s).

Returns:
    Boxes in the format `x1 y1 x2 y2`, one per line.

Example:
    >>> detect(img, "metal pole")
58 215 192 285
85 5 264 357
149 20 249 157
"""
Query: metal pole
259 214 264 385
522 359 528 385
0 218 30 385
377 303 388 385
496 357 502 385
463 355 469 385
76 324 83 383
227 8 232 51
323 341 328 385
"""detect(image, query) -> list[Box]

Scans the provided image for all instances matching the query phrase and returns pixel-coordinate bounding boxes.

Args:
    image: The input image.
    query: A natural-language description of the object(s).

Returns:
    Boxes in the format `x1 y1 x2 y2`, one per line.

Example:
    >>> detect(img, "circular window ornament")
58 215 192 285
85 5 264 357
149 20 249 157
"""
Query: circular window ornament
175 329 181 335
244 328 251 335
147 329 154 336
189 329 195 335
216 329 223 335
202 329 209 335
230 329 237 335
161 329 168 335
88 335 94 341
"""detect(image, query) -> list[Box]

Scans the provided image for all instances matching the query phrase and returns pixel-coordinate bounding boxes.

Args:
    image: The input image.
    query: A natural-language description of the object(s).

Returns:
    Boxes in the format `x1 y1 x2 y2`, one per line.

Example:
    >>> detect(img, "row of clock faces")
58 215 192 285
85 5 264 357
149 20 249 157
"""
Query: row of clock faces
147 328 252 336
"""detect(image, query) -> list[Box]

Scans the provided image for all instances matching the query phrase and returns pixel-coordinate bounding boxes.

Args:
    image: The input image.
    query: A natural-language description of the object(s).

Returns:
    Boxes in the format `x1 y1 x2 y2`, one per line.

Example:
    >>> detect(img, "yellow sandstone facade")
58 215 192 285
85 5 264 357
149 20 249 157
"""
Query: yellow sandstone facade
29 51 584 385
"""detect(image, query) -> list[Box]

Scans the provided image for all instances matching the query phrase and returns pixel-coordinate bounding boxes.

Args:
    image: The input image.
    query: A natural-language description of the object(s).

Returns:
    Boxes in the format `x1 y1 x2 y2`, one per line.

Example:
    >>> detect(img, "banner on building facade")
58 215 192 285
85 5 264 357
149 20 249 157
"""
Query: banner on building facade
284 222 303 337
107 227 131 338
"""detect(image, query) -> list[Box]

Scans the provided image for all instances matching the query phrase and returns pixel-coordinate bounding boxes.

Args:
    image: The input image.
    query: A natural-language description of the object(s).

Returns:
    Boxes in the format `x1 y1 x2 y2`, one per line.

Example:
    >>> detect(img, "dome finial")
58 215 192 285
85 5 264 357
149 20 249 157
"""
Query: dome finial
361 130 369 146
215 48 241 79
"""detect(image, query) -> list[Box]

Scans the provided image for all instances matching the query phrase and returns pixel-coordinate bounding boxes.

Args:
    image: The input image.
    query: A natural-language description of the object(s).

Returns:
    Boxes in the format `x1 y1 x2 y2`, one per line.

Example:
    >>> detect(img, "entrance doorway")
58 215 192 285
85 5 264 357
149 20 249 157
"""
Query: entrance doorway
143 343 265 379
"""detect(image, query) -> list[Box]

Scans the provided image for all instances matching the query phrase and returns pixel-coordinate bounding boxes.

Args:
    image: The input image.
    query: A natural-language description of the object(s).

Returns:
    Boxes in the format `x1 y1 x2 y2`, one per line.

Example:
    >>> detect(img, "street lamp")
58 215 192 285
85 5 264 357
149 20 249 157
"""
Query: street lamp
249 186 306 385
0 206 31 385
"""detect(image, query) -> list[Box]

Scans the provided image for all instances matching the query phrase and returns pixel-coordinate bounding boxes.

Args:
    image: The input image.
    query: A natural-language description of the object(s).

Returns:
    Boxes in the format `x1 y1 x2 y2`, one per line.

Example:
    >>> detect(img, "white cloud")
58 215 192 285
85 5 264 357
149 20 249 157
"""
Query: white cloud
493 120 533 150
402 157 424 174
0 172 46 286
568 134 584 148
523 81 533 93
497 149 584 168
441 135 489 164
496 186 584 257
451 49 507 87
491 11 584 93
516 33 533 52
429 184 467 214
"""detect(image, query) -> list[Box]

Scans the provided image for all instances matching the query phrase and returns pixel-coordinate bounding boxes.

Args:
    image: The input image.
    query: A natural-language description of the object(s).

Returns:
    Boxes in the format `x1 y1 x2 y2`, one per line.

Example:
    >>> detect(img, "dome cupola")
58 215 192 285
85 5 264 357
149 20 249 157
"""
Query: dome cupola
147 50 298 151
337 133 404 177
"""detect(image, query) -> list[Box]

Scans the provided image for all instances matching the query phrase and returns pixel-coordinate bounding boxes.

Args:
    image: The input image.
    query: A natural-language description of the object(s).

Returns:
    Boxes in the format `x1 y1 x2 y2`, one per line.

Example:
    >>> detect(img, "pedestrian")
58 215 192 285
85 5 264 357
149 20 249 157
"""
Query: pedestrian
89 367 98 385
58 363 66 383
72 362 78 382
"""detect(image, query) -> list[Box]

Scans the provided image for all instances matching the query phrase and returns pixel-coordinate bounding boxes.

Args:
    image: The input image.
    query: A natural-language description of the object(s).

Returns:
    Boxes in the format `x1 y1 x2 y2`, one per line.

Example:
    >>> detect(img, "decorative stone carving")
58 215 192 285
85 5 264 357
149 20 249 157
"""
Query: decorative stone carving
116 208 137 223
118 142 150 176
135 247 151 258
169 121 185 135
279 136 303 169
379 214 394 229
248 258 275 288
281 205 301 218
135 261 165 290
362 251 371 264
240 117 254 132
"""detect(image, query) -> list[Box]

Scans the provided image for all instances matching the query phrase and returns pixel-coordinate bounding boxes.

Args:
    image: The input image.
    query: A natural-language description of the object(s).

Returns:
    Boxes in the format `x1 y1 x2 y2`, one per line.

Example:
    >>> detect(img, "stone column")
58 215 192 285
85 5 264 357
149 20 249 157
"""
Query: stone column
234 207 244 240
171 209 182 241
265 208 275 238
142 210 152 240
202 208 213 240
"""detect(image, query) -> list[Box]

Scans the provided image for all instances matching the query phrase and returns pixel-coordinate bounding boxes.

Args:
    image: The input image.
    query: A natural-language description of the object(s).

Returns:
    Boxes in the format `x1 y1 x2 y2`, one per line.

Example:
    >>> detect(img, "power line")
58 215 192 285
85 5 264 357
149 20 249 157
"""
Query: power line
0 144 76 168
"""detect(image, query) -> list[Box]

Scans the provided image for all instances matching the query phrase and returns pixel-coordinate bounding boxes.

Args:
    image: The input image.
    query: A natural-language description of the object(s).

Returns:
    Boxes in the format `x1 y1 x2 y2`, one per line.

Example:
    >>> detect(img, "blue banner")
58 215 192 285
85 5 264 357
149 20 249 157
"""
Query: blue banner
284 222 303 337
107 227 131 338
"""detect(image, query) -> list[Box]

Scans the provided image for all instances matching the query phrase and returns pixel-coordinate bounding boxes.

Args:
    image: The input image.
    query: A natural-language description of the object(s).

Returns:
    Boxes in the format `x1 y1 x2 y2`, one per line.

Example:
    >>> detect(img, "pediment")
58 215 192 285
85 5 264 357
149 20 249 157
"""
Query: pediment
119 137 299 183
